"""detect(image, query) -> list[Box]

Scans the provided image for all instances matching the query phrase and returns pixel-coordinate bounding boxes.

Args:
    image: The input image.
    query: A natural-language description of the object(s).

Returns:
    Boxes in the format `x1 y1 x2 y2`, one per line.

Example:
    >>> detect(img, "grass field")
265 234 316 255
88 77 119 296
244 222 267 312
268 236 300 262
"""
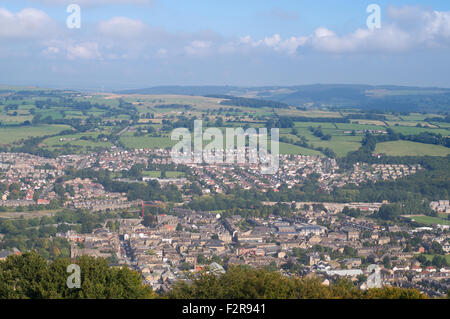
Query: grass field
277 109 342 118
278 142 322 156
421 254 450 264
311 135 363 157
375 140 450 157
0 125 71 145
120 134 177 149
390 126 450 136
41 131 113 153
335 123 386 131
0 209 61 219
289 124 364 157
142 171 185 178
406 215 450 226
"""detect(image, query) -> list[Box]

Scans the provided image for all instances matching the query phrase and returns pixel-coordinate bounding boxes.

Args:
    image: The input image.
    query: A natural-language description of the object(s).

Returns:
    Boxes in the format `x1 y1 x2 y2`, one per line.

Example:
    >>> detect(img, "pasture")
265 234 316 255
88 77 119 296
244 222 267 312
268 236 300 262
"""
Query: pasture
0 125 71 145
375 140 450 157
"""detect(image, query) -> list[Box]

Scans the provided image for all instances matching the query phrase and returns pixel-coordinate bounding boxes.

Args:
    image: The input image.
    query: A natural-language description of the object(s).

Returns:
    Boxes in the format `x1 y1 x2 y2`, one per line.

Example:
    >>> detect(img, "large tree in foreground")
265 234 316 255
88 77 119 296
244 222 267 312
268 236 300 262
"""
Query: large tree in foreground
167 266 427 299
0 252 155 299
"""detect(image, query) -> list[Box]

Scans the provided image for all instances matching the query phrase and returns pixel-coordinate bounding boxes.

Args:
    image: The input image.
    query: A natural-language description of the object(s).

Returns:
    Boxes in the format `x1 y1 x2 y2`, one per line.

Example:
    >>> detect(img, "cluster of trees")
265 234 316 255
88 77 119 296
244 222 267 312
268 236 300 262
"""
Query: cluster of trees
0 252 154 299
154 104 193 110
372 201 435 221
397 131 449 148
187 193 264 212
425 115 450 123
266 117 294 129
0 210 114 258
288 116 350 123
341 206 363 218
205 95 289 109
34 98 110 112
7 135 56 158
0 217 71 259
309 126 332 141
418 255 449 268
168 266 426 299
161 116 197 131
65 168 182 203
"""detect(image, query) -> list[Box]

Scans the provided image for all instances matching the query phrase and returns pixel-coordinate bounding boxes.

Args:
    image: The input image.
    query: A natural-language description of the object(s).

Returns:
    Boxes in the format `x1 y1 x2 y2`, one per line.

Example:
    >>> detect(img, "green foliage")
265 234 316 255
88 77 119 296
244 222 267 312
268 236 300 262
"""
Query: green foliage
0 252 155 299
167 266 426 299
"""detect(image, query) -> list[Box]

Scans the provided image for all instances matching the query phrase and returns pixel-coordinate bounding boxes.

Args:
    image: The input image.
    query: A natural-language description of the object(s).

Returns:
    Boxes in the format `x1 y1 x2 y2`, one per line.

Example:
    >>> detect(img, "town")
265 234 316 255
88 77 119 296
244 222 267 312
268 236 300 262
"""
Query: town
0 149 448 297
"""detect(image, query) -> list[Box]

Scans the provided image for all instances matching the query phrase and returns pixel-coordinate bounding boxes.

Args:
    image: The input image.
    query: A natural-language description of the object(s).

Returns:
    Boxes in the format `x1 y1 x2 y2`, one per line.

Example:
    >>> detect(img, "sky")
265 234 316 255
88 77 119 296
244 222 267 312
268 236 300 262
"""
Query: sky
1 0 450 90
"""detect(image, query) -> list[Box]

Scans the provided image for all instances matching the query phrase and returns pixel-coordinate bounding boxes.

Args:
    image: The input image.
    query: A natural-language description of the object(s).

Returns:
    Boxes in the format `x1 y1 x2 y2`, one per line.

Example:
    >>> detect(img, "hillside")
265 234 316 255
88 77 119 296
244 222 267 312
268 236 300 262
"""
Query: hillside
117 84 450 112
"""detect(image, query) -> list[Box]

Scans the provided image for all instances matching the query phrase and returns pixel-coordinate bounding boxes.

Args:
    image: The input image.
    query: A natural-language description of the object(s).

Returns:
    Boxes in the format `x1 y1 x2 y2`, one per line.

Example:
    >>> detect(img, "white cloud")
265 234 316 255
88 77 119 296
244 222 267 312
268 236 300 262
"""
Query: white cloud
301 6 450 54
237 34 307 55
304 26 413 53
0 7 55 38
237 6 450 55
3 4 450 63
98 17 147 39
42 46 60 56
184 40 212 56
67 42 101 60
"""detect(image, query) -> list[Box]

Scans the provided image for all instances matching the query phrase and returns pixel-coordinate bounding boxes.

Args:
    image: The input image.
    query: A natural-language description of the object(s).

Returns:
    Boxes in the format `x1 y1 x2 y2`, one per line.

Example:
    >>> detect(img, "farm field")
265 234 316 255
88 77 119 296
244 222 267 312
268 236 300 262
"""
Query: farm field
294 122 337 129
289 124 364 157
390 125 450 136
40 130 113 153
0 89 448 160
335 123 386 131
385 121 438 128
406 215 450 226
0 124 71 145
276 109 342 118
278 142 322 156
0 114 33 124
375 140 450 157
350 120 386 126
311 135 363 157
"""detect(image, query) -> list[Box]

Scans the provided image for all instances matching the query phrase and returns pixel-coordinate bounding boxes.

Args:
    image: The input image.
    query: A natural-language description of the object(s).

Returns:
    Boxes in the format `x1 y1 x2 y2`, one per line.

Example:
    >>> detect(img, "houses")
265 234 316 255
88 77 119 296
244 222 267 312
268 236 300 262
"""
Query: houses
0 249 20 261
344 228 360 241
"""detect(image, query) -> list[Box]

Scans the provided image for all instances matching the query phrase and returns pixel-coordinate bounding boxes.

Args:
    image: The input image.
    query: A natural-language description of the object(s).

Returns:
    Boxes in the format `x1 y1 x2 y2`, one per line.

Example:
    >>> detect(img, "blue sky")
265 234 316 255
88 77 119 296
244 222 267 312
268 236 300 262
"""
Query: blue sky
1 0 450 89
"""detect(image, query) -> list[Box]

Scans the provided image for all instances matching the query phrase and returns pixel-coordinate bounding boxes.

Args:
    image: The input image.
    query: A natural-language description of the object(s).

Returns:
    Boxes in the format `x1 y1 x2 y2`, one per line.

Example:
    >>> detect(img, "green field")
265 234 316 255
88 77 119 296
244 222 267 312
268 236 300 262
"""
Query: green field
278 142 322 156
421 254 450 264
0 125 71 145
289 123 364 157
390 126 450 136
335 123 386 131
142 171 185 178
40 130 113 153
311 135 363 157
120 134 177 149
406 215 450 226
375 140 450 157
